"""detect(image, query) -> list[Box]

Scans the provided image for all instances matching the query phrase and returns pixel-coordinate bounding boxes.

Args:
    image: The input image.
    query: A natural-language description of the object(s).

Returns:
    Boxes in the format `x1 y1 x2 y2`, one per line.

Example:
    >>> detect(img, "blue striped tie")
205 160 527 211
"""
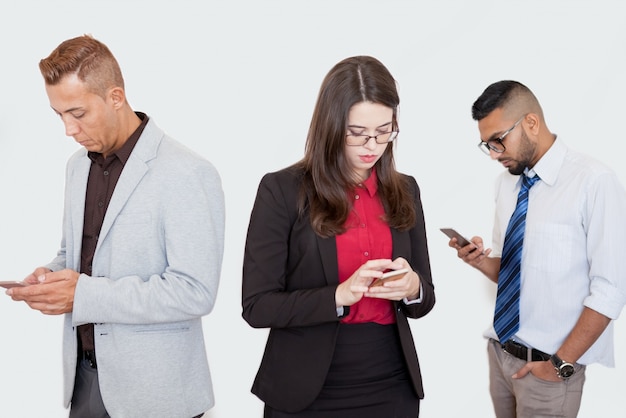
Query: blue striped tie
494 174 540 343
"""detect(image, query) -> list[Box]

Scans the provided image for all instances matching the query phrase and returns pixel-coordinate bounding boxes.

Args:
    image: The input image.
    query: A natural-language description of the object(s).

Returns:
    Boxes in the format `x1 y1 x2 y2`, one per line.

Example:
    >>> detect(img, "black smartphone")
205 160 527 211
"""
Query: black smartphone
440 228 473 247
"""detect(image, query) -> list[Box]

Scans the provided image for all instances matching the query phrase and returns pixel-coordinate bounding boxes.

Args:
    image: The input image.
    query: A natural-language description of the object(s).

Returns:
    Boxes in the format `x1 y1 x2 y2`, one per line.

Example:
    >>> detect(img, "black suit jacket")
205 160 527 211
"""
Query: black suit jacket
242 165 435 413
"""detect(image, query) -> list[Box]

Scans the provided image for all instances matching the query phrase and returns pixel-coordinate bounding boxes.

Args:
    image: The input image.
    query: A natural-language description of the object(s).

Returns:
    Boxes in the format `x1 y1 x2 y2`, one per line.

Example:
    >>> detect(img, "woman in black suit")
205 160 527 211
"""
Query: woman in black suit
242 56 435 418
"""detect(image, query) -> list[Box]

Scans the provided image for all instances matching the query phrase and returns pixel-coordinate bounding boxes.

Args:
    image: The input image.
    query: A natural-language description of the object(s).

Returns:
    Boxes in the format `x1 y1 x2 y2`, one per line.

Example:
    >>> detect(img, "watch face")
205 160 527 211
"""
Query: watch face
560 364 575 378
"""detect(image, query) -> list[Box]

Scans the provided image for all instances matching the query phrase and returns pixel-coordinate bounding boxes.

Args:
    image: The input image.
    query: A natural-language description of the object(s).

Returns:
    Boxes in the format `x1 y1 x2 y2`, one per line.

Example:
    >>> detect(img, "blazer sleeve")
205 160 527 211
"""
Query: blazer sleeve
398 175 435 319
242 168 341 329
71 138 226 325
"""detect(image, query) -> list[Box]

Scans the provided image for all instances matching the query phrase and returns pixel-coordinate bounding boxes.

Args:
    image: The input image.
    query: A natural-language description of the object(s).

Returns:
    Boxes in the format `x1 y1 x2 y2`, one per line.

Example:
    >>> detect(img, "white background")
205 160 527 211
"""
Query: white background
1 1 625 417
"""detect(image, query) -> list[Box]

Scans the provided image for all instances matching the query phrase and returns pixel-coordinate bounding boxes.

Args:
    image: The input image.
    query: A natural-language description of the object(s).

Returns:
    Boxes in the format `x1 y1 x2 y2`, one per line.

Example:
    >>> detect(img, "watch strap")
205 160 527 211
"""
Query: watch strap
550 353 575 379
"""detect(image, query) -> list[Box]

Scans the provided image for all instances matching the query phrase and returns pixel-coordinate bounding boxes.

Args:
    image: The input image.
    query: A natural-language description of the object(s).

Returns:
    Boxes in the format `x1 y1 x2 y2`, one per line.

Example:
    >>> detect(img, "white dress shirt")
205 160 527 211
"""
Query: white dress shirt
484 137 626 366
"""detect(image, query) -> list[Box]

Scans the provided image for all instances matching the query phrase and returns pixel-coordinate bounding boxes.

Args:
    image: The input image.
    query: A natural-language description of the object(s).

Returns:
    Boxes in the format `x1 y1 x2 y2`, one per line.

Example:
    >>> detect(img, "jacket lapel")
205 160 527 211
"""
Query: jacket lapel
95 120 160 253
69 153 91 269
316 228 406 285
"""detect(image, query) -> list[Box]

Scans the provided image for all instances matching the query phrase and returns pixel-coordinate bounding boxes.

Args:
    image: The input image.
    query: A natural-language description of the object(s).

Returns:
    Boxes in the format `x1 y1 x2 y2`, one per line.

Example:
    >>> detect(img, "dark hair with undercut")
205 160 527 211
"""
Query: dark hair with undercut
39 34 124 98
471 80 536 121
295 55 416 238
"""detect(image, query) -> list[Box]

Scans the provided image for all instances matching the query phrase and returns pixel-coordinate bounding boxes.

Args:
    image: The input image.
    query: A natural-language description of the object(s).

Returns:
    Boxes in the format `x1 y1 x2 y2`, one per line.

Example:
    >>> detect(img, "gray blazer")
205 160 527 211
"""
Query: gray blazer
46 117 225 418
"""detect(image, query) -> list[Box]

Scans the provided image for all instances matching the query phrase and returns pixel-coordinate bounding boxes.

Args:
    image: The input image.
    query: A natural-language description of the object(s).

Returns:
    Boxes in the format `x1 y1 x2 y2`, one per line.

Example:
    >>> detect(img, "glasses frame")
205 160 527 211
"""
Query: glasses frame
477 116 524 155
345 130 399 146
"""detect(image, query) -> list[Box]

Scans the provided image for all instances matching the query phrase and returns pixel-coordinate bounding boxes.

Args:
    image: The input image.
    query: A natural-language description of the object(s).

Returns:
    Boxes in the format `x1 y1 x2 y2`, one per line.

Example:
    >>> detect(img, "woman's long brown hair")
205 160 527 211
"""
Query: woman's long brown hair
296 56 416 238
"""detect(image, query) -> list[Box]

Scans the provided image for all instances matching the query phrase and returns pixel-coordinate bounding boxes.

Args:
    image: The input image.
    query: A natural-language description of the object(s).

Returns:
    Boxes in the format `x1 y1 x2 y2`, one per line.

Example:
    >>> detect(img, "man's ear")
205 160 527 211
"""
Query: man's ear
524 113 541 135
108 87 126 109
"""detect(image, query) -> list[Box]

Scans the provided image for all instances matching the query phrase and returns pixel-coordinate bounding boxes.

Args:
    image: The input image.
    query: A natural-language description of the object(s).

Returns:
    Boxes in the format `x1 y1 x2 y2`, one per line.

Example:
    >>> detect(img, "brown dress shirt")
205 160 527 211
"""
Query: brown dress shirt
77 112 148 352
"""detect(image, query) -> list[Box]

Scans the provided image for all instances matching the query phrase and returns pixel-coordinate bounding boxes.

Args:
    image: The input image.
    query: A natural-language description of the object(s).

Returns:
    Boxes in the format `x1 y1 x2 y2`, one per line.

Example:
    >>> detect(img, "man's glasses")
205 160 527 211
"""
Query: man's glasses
477 116 524 155
346 130 399 146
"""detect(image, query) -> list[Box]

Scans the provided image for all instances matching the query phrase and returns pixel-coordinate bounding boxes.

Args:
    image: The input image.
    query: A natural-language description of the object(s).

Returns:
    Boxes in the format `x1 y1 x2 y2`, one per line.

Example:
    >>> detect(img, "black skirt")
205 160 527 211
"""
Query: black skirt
264 322 420 418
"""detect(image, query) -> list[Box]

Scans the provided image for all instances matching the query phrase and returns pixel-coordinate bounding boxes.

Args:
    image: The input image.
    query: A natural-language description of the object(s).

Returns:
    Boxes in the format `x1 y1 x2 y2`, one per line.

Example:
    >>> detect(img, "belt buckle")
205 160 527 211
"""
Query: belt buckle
511 341 531 362
502 340 527 362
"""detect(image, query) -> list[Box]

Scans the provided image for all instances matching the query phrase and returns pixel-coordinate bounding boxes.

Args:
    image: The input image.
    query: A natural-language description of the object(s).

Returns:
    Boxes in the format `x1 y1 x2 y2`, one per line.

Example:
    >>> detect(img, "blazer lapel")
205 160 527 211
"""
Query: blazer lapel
98 159 149 242
316 229 406 285
96 120 160 252
69 154 91 269
391 228 408 259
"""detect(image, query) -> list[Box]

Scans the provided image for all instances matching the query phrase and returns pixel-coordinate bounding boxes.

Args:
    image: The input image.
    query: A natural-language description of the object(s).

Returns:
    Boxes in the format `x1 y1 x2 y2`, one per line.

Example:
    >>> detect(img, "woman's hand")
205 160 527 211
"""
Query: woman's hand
364 257 420 301
335 259 403 307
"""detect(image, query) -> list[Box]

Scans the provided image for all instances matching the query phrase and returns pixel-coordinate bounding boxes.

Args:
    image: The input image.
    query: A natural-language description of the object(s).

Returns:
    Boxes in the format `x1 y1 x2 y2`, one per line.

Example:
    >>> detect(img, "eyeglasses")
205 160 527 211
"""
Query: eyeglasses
346 130 399 146
477 116 524 155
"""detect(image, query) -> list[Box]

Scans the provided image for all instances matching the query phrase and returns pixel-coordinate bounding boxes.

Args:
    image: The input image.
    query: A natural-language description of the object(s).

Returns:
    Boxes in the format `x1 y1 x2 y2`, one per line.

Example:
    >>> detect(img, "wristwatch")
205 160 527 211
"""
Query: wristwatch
550 353 575 379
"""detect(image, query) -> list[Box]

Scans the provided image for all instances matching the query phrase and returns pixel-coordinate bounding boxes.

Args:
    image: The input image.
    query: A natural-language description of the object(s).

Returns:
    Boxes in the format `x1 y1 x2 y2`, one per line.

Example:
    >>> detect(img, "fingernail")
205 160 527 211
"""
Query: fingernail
38 275 46 282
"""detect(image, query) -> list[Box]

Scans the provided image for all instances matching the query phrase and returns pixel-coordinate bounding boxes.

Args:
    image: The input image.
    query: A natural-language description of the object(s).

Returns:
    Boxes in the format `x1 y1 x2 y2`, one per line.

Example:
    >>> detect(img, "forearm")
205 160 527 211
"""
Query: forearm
73 269 220 324
243 285 340 328
555 307 611 363
476 256 501 283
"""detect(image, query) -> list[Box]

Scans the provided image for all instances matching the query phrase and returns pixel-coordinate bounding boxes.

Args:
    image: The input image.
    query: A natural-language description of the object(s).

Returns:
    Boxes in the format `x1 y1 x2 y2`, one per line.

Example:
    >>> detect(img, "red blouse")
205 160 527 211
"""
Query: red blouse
335 170 395 324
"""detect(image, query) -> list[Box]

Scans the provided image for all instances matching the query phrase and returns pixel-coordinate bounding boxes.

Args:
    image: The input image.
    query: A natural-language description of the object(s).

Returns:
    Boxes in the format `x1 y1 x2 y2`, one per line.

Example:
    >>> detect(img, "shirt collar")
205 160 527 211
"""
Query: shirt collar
359 169 379 197
526 135 566 187
88 112 149 166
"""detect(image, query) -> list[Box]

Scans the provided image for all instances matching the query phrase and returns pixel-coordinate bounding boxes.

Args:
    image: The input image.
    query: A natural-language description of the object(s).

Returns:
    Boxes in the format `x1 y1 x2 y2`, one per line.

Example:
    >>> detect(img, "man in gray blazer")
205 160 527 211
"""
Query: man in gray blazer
6 35 225 418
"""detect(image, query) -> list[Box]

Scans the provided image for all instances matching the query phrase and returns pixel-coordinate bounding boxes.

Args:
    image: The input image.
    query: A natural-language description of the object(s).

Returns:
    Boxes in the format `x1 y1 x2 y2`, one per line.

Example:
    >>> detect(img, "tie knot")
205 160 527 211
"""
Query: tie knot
521 174 540 191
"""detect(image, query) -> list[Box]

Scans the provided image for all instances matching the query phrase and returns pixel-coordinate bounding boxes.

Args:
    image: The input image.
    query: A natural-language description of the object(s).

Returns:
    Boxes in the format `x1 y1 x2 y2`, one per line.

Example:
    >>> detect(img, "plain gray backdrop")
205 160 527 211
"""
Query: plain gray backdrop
1 1 624 417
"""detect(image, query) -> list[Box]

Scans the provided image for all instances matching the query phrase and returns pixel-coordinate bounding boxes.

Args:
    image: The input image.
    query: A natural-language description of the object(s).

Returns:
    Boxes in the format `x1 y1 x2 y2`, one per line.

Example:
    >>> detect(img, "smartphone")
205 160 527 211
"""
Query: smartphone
440 227 484 254
439 228 474 247
0 281 27 289
370 268 409 287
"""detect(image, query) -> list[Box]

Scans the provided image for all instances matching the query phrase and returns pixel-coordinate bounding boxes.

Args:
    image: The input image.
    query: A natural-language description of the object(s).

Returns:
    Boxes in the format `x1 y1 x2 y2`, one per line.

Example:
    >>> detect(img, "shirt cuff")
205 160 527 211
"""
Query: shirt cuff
403 282 424 305
336 305 350 318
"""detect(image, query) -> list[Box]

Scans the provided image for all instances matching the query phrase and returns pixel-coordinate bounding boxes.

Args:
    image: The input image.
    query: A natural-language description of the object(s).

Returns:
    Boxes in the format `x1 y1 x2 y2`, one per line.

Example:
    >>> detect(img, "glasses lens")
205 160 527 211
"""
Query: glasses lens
477 140 504 155
478 142 491 155
346 131 397 146
381 131 398 143
346 135 364 146
489 140 505 153
374 132 389 144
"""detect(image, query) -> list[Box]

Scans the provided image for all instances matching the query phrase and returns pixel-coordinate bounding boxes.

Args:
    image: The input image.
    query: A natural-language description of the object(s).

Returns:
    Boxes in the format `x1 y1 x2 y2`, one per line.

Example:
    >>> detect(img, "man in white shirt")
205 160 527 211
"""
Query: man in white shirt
448 80 626 418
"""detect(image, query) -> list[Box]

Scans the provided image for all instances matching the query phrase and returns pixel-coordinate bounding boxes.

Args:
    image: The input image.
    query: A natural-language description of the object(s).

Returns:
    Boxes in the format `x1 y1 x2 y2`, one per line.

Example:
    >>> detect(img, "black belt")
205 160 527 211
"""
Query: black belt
81 350 97 369
501 340 550 362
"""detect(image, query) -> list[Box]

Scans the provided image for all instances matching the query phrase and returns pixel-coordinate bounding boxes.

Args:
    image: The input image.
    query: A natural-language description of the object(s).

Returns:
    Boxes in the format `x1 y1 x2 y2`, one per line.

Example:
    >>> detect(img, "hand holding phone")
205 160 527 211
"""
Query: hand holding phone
440 228 483 254
0 281 28 289
370 268 409 287
440 228 472 247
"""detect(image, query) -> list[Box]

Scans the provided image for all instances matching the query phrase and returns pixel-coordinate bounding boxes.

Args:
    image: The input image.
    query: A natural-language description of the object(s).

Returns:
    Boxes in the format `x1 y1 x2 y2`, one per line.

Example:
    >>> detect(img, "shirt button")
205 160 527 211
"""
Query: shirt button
103 170 109 176
364 251 369 257
355 195 360 200
98 201 104 208
360 223 366 228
